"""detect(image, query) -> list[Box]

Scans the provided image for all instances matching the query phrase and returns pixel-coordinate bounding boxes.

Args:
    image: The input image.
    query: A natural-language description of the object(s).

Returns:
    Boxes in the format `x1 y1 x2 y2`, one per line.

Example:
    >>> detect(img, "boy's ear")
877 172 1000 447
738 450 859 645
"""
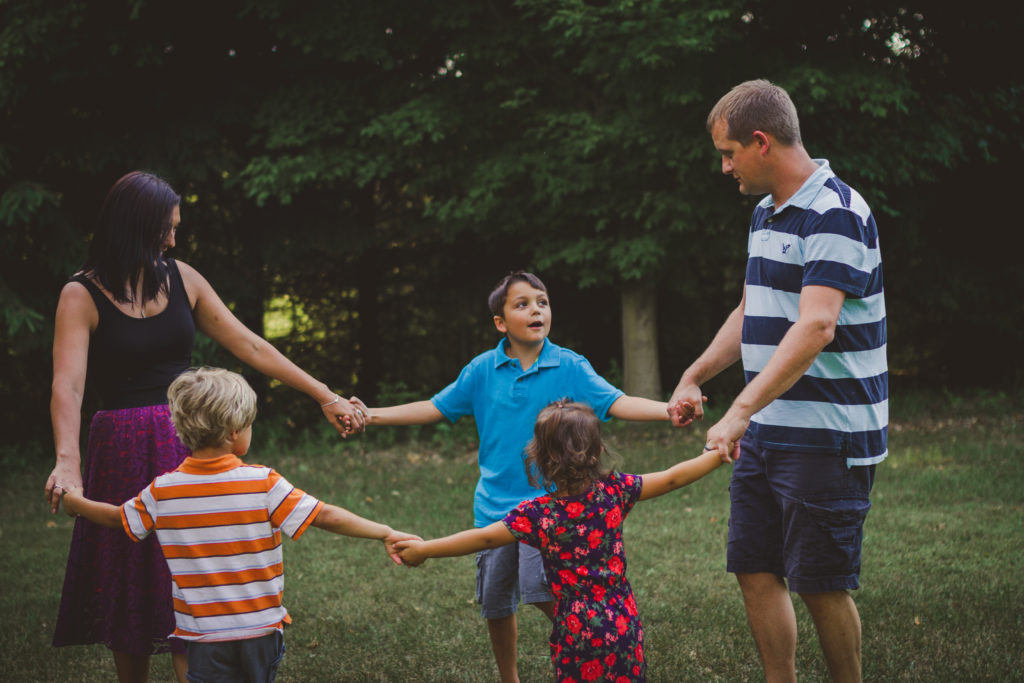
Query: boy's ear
493 315 507 334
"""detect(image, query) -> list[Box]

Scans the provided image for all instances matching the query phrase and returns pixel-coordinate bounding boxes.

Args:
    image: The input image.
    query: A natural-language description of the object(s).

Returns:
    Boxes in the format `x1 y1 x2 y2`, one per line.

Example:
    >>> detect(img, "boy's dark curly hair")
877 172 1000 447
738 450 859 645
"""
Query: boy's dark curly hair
525 400 611 496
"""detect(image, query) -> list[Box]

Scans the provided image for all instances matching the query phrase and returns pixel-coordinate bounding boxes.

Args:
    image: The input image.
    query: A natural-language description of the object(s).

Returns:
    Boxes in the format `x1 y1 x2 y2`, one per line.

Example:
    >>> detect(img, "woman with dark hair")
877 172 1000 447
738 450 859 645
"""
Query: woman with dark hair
45 171 367 682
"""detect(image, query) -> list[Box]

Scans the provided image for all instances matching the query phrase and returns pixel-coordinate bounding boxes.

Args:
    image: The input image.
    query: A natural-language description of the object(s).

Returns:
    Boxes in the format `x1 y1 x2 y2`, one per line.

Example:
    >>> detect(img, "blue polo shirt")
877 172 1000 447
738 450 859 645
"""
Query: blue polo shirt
431 338 623 526
743 159 888 466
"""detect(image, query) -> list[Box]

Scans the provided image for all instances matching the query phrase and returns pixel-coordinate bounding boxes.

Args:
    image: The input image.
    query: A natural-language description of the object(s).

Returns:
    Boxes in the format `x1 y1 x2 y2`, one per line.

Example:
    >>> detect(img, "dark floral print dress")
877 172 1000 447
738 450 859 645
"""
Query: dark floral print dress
503 471 645 682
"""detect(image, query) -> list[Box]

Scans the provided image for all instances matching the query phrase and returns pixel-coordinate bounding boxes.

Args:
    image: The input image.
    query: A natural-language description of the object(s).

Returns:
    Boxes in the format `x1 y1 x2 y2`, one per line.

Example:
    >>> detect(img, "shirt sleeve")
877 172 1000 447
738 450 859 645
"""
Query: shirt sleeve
802 208 876 297
430 360 479 423
572 355 624 421
266 470 324 540
614 471 644 517
502 498 542 548
121 483 158 542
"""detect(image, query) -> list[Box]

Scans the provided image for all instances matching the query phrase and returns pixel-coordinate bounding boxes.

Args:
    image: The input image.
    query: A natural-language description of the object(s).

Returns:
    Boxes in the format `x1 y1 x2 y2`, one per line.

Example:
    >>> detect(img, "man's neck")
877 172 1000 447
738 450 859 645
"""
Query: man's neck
770 148 820 208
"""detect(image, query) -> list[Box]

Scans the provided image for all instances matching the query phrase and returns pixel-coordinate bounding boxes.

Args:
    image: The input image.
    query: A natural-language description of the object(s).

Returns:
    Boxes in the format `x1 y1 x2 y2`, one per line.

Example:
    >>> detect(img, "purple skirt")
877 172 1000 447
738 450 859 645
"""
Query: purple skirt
53 405 189 656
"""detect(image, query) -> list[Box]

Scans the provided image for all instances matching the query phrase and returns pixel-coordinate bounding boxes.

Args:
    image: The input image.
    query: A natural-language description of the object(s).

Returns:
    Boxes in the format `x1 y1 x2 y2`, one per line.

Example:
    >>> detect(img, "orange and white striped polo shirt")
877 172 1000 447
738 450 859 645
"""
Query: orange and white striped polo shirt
121 453 324 642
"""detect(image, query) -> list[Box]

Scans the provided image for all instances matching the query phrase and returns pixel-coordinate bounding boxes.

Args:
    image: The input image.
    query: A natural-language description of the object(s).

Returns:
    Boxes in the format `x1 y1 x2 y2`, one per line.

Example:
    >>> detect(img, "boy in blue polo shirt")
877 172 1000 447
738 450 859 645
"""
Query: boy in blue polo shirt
357 271 688 683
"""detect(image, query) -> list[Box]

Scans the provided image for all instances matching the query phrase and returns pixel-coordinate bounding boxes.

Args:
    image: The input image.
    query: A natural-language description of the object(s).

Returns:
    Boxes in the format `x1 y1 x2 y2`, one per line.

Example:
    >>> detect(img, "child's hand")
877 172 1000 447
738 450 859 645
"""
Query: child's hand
348 396 370 424
393 539 428 567
383 530 423 565
56 484 83 517
667 395 708 428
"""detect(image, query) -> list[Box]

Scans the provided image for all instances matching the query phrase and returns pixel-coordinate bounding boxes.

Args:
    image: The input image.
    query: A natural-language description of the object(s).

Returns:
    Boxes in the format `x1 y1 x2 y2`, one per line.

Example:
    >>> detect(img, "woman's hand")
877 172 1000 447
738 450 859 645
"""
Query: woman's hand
320 395 366 437
45 461 82 514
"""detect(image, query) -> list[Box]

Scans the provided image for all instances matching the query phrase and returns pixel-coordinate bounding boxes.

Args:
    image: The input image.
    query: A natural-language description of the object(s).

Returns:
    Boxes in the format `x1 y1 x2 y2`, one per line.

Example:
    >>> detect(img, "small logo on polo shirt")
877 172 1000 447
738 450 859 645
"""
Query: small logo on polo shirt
781 243 792 254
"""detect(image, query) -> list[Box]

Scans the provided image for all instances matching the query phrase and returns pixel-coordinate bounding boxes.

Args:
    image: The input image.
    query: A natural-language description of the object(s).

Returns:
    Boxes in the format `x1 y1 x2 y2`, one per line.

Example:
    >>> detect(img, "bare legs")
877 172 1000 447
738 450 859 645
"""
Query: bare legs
738 573 798 683
111 651 188 683
737 573 862 683
172 652 188 683
112 652 149 683
802 590 862 683
487 601 556 683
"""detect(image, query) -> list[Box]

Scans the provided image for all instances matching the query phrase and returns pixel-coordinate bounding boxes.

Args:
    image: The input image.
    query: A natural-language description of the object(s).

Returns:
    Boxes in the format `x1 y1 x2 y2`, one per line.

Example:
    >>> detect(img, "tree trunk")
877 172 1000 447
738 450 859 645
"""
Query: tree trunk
621 282 661 399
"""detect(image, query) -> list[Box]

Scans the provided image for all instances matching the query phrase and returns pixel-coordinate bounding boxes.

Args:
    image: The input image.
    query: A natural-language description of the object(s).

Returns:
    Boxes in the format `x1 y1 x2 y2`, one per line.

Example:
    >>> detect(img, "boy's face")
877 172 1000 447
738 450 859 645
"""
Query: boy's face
231 424 253 457
493 281 551 348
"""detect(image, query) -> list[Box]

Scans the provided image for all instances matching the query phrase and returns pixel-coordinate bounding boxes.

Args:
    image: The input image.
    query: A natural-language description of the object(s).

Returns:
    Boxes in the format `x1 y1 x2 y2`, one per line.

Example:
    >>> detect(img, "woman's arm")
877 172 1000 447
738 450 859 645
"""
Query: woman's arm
178 261 363 437
395 522 515 567
638 450 723 501
667 285 746 427
47 283 97 513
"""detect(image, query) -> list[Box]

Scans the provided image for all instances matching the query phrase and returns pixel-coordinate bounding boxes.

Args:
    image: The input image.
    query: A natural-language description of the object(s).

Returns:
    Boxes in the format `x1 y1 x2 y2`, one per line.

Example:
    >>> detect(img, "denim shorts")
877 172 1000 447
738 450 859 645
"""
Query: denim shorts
727 436 875 594
475 542 551 619
185 630 285 683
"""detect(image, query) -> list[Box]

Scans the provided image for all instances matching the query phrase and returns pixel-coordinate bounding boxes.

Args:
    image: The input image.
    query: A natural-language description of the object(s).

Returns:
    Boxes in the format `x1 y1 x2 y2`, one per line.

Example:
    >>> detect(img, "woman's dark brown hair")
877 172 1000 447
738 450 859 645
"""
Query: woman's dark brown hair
82 171 181 305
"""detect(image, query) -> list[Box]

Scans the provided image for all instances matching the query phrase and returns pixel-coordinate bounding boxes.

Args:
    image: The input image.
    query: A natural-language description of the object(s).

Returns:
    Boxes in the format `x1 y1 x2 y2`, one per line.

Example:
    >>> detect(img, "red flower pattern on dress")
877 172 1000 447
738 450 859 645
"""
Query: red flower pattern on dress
503 471 646 682
510 515 532 534
580 659 604 681
625 594 638 617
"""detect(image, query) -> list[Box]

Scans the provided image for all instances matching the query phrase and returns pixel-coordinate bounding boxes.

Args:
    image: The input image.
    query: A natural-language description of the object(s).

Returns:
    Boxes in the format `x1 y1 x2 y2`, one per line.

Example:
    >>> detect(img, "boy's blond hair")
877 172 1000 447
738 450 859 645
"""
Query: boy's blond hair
168 367 258 451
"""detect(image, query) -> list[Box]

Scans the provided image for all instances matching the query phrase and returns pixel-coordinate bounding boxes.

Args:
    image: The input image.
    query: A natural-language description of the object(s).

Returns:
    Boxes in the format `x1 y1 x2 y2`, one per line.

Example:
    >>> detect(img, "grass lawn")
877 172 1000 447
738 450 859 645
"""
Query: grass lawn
1 391 1021 681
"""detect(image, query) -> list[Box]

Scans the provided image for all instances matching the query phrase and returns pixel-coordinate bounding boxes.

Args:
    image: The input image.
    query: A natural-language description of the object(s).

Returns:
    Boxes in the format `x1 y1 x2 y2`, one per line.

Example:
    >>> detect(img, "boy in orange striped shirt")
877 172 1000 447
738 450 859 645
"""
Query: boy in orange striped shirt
59 367 418 682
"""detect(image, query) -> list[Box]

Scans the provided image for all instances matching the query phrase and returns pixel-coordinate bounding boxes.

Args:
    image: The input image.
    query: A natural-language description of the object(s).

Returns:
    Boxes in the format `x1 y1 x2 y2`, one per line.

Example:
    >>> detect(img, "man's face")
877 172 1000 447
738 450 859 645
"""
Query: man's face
711 118 769 196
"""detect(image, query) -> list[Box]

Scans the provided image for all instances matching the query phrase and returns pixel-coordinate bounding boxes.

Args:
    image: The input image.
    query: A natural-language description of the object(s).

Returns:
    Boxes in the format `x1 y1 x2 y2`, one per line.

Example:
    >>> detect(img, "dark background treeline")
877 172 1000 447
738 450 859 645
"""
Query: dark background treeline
2 0 1021 447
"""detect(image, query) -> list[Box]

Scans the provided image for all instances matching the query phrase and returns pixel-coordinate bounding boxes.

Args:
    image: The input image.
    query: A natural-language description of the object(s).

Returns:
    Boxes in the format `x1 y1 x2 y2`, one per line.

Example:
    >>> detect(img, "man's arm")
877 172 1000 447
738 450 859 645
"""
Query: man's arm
705 285 846 461
668 286 747 426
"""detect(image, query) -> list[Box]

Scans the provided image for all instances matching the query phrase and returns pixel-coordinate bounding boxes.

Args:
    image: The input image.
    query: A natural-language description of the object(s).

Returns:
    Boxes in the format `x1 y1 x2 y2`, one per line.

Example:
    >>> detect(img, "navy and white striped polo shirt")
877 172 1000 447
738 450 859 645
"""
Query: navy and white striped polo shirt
743 159 887 466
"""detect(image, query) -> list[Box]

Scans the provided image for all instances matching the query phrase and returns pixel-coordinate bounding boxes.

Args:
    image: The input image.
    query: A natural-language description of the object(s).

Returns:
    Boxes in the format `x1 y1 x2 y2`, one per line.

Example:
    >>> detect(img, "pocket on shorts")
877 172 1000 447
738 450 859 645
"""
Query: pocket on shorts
799 497 872 574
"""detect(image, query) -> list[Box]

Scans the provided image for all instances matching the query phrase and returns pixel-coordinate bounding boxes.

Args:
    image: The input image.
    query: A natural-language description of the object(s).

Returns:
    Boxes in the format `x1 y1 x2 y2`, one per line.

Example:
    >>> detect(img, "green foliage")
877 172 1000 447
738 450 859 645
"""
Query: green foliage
1 0 1022 445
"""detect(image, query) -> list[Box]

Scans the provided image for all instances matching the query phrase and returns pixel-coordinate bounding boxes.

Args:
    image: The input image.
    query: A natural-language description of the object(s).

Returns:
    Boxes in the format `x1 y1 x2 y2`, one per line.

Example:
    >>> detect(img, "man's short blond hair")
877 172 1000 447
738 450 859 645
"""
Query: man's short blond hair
707 79 802 146
168 367 258 451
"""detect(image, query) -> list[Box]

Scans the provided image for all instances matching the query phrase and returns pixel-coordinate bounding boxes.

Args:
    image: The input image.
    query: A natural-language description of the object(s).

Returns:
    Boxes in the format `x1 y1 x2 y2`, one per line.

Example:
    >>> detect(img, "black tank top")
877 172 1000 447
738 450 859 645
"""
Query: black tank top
73 258 196 409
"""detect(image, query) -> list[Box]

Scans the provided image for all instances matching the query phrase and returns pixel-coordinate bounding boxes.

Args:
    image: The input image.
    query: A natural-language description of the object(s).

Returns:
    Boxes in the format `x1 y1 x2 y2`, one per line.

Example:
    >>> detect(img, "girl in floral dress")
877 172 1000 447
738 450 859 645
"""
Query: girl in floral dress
396 400 724 682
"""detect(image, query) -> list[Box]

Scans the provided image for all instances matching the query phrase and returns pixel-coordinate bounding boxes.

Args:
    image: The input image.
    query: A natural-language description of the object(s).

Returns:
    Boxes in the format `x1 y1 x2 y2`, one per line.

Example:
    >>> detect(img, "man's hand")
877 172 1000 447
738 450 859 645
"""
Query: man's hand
704 409 749 463
667 389 708 428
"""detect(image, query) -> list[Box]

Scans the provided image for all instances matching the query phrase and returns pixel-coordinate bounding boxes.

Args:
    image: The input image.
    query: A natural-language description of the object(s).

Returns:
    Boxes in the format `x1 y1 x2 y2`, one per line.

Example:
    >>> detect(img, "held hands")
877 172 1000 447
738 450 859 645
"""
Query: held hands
320 394 368 438
52 483 83 517
45 462 82 514
383 530 423 565
667 391 709 428
703 409 749 464
393 539 428 567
